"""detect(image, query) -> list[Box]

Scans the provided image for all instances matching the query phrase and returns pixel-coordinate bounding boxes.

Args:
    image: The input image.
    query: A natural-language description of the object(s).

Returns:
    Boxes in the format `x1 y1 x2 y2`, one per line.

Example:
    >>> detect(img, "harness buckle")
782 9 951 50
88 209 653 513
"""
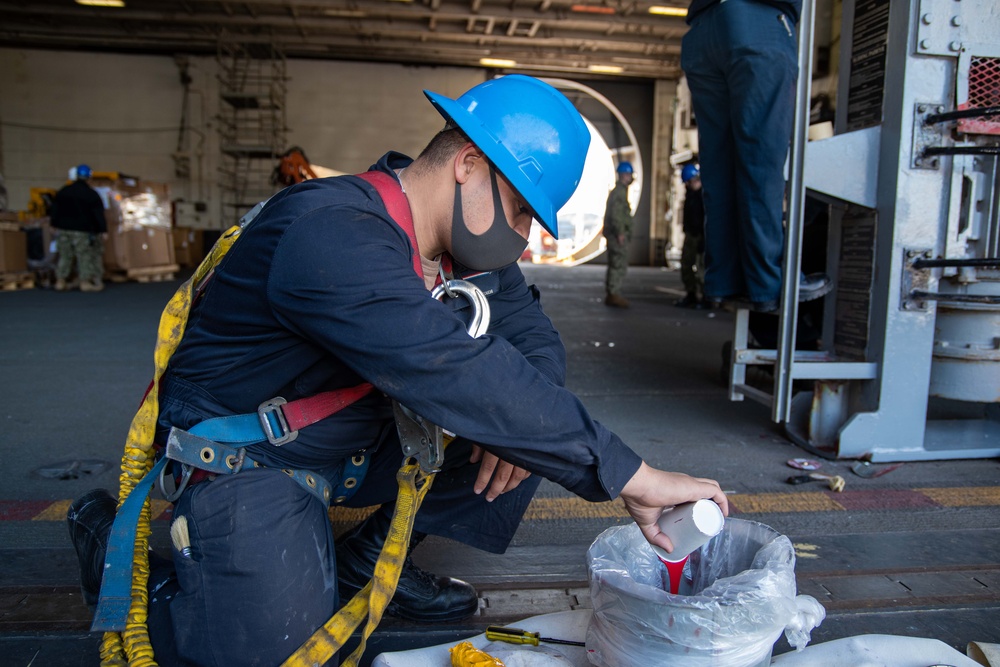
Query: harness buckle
258 397 298 446
393 401 444 475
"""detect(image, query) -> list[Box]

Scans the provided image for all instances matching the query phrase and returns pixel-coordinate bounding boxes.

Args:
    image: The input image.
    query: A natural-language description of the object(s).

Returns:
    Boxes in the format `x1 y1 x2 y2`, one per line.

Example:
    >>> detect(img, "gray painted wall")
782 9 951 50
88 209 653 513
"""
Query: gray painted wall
0 49 662 264
0 48 483 225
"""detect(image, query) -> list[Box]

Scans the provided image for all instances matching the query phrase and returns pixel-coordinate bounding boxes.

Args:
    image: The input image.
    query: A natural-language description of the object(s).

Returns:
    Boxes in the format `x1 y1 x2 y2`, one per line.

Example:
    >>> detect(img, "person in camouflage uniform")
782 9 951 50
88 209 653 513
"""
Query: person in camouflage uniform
603 161 635 308
52 164 107 292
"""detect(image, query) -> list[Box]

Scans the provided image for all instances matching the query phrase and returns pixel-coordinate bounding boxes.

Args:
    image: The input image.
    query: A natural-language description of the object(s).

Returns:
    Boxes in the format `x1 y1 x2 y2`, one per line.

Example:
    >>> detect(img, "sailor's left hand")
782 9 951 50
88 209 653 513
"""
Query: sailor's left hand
471 445 531 502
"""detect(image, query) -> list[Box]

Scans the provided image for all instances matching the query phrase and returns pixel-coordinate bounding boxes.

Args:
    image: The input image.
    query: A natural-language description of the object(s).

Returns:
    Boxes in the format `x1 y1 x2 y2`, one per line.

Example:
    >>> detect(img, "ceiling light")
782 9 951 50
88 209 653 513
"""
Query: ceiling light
570 4 617 14
589 65 624 73
480 58 517 68
648 5 688 16
75 0 126 6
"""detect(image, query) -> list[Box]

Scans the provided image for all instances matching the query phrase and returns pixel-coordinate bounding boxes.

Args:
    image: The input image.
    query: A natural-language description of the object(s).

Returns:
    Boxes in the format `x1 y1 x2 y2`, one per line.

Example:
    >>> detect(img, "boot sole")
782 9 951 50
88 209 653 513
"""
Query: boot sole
799 280 835 302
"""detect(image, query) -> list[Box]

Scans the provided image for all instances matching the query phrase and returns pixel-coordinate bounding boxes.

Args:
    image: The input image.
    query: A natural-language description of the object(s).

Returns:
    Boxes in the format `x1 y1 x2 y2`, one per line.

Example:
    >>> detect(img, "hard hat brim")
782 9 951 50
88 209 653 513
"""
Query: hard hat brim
424 89 561 239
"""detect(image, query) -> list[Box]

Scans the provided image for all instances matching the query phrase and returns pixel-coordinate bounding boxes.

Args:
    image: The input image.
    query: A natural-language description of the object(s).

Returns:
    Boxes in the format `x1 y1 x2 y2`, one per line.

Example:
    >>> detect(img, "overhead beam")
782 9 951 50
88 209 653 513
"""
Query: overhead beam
0 0 687 78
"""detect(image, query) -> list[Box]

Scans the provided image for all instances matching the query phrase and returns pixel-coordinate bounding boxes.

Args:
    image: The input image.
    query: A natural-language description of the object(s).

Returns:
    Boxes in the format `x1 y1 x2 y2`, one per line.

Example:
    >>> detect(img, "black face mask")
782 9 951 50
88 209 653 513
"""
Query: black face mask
450 166 529 272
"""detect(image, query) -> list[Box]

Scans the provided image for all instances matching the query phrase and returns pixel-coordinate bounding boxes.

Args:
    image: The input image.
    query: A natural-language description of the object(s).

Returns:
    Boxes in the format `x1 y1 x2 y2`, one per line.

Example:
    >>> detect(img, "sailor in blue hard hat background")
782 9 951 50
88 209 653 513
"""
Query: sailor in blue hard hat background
51 163 107 292
602 160 635 308
68 75 727 665
675 163 708 309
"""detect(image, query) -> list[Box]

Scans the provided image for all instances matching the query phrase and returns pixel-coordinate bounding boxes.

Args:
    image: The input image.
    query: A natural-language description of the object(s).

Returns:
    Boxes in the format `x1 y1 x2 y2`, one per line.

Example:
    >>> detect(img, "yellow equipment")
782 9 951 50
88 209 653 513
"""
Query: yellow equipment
450 641 506 667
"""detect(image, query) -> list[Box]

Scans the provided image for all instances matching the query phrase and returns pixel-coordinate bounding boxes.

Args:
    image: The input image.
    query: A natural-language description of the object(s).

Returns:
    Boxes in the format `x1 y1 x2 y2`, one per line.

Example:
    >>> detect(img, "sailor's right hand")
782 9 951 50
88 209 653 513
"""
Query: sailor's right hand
470 444 531 502
619 462 728 556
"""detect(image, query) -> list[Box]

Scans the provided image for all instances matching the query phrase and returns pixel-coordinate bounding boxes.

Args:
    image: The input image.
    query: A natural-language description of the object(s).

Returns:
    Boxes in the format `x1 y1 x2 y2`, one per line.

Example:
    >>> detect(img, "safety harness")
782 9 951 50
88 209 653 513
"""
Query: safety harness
96 170 489 667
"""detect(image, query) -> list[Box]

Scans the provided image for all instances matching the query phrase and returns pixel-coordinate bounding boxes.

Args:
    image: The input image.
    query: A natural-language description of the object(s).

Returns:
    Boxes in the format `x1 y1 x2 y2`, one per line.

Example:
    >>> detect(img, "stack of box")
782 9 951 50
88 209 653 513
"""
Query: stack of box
93 176 178 278
0 212 28 276
173 227 205 268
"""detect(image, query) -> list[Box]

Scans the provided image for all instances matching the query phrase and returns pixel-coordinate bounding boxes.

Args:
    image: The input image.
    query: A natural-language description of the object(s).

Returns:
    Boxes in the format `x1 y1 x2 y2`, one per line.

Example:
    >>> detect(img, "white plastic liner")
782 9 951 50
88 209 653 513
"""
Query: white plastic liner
586 518 825 667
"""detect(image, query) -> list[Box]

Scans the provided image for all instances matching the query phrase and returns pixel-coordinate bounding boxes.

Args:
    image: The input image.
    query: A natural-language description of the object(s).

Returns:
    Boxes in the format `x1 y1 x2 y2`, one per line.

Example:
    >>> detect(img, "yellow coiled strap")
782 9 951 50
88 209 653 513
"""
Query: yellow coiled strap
282 460 437 667
100 226 242 667
450 642 506 667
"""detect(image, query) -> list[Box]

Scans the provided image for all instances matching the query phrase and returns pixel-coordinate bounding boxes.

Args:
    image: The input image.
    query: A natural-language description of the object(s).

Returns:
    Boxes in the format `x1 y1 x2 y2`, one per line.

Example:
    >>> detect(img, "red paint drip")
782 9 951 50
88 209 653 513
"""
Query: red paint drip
659 555 688 594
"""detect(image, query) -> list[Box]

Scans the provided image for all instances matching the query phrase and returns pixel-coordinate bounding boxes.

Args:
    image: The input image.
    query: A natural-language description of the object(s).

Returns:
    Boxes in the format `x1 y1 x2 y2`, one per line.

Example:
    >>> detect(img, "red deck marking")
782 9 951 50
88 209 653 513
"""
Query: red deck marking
0 499 176 521
0 501 56 521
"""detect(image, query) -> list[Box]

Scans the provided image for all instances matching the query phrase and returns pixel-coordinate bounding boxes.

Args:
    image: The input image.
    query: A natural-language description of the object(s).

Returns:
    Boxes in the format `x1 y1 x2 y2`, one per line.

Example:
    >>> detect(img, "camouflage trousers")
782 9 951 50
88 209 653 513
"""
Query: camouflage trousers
56 230 104 284
605 235 629 295
680 232 705 297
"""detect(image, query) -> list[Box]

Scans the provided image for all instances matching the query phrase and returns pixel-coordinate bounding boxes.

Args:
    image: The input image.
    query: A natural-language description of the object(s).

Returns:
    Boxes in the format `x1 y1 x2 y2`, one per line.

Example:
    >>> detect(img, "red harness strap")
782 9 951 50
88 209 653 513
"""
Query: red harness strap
267 170 436 434
356 170 422 276
228 170 417 434
151 170 428 444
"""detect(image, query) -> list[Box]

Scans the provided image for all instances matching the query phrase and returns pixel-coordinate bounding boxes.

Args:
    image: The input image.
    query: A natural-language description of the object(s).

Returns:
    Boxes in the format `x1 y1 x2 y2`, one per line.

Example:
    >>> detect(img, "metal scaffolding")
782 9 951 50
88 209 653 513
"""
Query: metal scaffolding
216 40 287 225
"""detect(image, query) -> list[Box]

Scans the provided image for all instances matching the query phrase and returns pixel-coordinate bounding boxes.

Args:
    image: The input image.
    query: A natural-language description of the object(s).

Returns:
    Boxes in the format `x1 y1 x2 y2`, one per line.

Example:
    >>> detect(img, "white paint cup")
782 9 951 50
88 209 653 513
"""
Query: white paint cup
650 499 725 563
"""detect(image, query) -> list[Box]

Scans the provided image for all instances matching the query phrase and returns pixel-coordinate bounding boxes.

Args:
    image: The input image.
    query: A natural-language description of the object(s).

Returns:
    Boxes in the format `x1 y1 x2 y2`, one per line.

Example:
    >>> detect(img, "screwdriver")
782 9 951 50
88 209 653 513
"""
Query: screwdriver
485 625 586 647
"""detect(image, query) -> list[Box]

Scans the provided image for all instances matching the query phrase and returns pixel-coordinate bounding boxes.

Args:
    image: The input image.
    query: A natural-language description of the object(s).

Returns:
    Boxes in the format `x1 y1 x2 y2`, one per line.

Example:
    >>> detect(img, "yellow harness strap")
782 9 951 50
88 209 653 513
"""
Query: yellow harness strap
100 225 242 667
282 458 439 667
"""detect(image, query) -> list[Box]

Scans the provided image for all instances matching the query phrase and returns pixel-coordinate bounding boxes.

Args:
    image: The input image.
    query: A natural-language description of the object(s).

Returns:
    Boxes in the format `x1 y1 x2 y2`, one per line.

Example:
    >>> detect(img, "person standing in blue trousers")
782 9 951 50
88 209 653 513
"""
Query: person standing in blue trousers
681 0 831 313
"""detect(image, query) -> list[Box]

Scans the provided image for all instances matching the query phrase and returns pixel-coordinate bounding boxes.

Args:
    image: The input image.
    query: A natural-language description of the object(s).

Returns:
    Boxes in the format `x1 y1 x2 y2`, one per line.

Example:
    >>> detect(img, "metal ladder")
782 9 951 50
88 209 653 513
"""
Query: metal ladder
726 0 878 423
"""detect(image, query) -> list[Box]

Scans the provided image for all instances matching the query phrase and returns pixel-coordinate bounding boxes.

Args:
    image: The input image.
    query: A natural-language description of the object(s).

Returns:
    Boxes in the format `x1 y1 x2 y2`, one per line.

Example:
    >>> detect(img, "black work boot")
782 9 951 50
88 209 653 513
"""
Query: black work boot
335 506 479 622
67 489 117 607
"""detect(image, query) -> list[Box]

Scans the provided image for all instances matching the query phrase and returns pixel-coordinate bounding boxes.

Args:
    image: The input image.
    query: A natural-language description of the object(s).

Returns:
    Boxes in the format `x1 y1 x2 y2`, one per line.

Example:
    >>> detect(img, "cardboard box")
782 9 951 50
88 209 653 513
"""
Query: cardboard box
91 177 171 232
105 226 175 271
173 227 205 268
89 176 176 272
0 224 28 274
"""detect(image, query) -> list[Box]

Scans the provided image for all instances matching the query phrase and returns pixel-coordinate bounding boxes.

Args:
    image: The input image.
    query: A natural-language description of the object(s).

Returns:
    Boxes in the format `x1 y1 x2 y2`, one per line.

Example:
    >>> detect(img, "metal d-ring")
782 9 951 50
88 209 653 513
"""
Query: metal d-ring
431 279 491 338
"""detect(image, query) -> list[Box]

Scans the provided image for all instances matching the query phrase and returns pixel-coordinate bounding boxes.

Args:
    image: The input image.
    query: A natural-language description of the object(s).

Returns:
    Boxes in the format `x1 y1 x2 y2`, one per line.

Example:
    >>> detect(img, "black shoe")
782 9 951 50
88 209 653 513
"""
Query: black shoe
67 489 117 607
751 299 779 313
335 507 479 622
707 293 748 308
674 293 702 309
799 273 834 301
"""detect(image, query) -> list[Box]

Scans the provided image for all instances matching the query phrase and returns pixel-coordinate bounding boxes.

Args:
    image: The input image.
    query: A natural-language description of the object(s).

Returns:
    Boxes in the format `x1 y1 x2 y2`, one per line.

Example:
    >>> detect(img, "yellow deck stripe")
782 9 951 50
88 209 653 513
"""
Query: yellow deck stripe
918 486 1000 507
25 487 1000 524
729 492 845 514
150 498 173 520
523 497 629 521
31 499 73 522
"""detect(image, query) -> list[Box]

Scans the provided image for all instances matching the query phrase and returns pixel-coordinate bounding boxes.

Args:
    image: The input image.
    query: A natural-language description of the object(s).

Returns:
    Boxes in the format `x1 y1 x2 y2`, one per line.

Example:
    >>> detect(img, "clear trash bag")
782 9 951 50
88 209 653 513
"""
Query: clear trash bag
586 518 825 667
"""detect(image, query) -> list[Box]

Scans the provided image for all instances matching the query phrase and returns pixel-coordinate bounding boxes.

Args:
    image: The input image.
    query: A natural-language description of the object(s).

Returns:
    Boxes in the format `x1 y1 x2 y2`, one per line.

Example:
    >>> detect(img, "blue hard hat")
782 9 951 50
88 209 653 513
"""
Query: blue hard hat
616 161 634 175
76 164 92 180
424 75 591 239
681 163 700 183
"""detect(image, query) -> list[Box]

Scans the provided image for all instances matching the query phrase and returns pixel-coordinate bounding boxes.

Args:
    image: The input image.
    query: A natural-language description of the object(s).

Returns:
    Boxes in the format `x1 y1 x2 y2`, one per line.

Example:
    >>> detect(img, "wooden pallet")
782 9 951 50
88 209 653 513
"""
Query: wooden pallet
106 264 180 283
0 271 36 292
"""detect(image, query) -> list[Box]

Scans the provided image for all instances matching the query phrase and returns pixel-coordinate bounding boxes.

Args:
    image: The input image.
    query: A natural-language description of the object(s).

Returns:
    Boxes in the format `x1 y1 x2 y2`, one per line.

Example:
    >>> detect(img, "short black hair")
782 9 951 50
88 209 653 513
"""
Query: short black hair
415 126 471 170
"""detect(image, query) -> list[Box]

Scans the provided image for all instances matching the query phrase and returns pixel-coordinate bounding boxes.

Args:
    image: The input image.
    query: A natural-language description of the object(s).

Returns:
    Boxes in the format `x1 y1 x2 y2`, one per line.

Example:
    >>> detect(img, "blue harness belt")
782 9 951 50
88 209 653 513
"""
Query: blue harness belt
92 418 370 632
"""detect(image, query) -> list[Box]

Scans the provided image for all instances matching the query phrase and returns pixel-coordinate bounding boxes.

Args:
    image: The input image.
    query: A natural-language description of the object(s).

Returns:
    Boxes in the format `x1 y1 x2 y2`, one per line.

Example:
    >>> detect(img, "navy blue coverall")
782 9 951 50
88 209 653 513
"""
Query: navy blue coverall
145 153 643 665
681 0 801 304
